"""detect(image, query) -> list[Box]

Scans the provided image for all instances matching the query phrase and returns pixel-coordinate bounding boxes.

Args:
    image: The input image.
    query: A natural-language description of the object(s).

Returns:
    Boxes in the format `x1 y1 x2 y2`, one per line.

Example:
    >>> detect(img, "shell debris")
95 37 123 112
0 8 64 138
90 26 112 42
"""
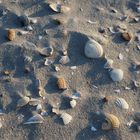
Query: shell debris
60 112 72 125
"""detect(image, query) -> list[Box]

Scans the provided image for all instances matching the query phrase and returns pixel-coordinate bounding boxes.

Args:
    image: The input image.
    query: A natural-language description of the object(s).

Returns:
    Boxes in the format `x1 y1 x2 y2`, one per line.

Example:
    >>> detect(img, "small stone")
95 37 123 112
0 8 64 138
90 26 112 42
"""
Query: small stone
26 25 33 31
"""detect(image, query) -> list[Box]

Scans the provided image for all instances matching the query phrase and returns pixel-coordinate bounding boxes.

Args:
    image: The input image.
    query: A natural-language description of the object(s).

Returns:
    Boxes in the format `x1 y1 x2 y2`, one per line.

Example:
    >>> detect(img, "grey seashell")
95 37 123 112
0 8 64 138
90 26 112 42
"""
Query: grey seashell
104 59 113 69
24 114 44 124
115 98 129 109
61 112 72 125
110 68 123 82
17 96 30 107
59 55 70 64
84 39 103 58
70 99 76 108
38 47 54 57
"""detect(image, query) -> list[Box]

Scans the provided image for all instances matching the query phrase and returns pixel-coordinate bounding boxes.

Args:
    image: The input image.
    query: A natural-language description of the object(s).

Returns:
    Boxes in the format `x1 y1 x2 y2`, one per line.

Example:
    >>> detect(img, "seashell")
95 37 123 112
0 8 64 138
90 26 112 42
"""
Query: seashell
115 98 129 109
24 56 32 63
122 32 133 41
84 39 104 58
104 59 113 69
8 29 16 41
18 30 30 35
133 80 140 88
102 113 120 130
54 65 60 72
59 55 70 65
29 98 41 106
60 112 72 125
3 70 12 75
41 110 48 116
26 25 33 31
19 15 30 26
109 68 123 82
71 92 81 100
36 104 42 111
52 108 60 115
38 47 54 57
28 17 37 24
57 77 67 90
17 96 30 107
118 53 123 60
44 58 53 66
24 114 44 124
70 99 76 108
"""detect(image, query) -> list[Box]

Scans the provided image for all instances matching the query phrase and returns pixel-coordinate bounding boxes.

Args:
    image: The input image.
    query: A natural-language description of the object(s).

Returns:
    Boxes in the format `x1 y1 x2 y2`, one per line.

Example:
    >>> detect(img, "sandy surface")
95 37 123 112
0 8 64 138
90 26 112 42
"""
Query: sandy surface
0 0 140 140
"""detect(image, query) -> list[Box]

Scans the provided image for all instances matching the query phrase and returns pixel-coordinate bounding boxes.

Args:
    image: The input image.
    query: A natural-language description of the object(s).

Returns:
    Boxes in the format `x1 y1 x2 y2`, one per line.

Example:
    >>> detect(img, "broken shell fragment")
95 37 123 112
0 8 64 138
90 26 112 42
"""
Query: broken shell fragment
122 32 133 41
109 68 124 82
57 77 67 90
104 59 113 69
17 96 30 107
71 92 81 100
44 58 53 66
38 47 54 57
59 55 70 65
102 113 120 130
70 99 76 108
84 39 104 58
61 112 72 125
115 98 129 109
24 114 44 124
8 29 16 41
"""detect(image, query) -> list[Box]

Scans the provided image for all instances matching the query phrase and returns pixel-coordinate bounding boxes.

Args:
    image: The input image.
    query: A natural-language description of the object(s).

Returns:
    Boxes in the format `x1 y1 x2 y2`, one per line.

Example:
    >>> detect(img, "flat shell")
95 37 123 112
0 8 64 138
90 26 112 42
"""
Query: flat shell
17 96 30 107
115 98 129 109
61 112 72 125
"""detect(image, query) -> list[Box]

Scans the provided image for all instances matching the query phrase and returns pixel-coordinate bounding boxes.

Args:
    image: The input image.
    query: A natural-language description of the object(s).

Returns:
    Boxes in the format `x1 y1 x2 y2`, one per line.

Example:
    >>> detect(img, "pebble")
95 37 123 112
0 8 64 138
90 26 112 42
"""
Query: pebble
70 66 77 70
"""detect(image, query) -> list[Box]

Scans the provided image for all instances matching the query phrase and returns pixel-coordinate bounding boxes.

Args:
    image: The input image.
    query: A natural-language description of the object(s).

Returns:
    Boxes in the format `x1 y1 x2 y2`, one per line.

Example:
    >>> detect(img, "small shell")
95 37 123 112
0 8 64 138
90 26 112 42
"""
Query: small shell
3 70 12 75
26 25 33 31
38 47 54 57
8 29 16 41
24 56 32 63
110 68 124 82
122 32 133 41
44 58 53 66
29 98 41 106
59 55 70 65
102 113 120 130
115 98 129 109
104 59 113 69
61 112 72 125
36 104 42 111
28 17 37 24
57 77 67 90
118 53 123 60
84 39 104 58
24 114 44 124
71 92 81 100
17 96 30 107
18 30 29 35
70 99 76 108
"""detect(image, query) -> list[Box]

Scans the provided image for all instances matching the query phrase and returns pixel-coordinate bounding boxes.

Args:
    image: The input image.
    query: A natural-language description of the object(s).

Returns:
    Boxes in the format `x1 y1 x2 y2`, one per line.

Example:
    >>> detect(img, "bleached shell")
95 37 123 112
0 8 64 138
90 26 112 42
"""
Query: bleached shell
115 98 129 109
84 39 103 58
61 112 72 125
17 96 30 107
104 59 113 69
24 114 44 124
70 99 76 108
59 55 70 65
110 68 123 82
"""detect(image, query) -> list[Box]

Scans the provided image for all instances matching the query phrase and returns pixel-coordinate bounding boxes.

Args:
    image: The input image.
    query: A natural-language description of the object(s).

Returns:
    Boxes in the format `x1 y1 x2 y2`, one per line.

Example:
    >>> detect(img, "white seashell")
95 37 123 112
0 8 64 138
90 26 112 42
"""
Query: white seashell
61 112 72 125
36 104 42 111
24 56 32 63
44 58 53 66
70 99 76 108
110 68 123 82
54 65 60 71
24 114 44 124
91 126 97 131
118 53 123 60
70 66 77 70
104 59 113 69
115 98 129 109
71 92 81 100
84 39 103 58
59 55 70 64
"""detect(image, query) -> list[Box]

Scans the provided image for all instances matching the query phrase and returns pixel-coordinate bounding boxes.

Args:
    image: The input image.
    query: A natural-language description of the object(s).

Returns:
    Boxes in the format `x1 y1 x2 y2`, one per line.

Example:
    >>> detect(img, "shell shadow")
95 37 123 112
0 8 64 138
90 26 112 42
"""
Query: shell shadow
127 0 139 12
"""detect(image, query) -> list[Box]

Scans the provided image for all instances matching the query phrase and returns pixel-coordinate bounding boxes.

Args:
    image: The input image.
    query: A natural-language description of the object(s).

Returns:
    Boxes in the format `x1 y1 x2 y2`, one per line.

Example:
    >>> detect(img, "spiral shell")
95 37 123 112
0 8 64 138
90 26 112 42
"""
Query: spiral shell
84 39 103 58
102 113 120 130
8 29 16 41
17 96 30 108
61 112 72 125
57 77 67 90
115 98 129 109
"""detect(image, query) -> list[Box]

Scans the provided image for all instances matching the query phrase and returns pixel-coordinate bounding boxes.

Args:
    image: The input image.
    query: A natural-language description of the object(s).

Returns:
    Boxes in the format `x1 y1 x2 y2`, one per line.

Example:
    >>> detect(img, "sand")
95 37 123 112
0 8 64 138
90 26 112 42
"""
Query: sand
0 0 140 140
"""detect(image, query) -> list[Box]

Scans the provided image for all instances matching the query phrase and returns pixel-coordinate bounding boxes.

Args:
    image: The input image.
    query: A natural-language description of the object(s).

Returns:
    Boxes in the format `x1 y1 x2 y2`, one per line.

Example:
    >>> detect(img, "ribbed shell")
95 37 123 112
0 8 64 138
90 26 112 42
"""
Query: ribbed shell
115 98 129 109
8 29 16 41
61 112 72 125
57 77 67 90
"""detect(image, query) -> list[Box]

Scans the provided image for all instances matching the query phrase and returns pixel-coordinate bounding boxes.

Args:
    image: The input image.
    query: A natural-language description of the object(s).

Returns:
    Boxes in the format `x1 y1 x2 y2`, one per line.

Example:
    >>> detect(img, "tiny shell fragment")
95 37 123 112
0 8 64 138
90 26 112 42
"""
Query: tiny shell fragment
8 29 16 41
57 77 67 90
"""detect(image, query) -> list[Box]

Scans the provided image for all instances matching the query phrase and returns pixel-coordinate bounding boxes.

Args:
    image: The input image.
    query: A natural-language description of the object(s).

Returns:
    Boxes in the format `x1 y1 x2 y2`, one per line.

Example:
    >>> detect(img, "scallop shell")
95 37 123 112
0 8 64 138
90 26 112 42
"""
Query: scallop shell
122 32 133 41
24 114 44 124
104 59 113 69
84 39 103 58
8 29 16 41
17 96 30 107
115 98 129 109
59 55 70 65
110 68 123 82
70 99 76 108
61 112 72 125
57 77 67 90
102 113 120 130
38 47 54 57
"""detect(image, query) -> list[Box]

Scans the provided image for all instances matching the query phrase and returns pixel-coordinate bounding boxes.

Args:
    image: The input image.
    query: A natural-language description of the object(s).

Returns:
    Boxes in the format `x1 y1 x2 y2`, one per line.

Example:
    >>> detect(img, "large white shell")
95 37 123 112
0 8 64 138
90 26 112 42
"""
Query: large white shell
61 112 72 125
110 68 123 82
70 99 76 108
84 39 103 58
115 98 129 109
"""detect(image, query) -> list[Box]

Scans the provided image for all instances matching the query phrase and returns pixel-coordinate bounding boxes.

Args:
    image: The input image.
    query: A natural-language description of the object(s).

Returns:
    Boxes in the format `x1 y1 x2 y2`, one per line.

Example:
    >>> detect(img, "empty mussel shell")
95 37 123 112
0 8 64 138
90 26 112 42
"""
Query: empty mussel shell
60 112 72 125
115 97 129 109
17 96 30 108
38 47 54 57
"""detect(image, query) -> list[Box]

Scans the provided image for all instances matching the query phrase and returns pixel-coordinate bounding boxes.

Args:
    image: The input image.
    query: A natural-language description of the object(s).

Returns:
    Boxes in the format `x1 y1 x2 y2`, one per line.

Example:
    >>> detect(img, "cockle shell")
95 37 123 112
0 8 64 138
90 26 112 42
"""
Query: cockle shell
61 112 72 125
84 39 104 58
59 55 70 65
24 114 44 124
104 59 113 69
8 29 16 41
17 96 30 107
115 98 129 109
57 77 67 90
70 99 76 108
29 98 41 106
109 68 123 82
102 113 120 130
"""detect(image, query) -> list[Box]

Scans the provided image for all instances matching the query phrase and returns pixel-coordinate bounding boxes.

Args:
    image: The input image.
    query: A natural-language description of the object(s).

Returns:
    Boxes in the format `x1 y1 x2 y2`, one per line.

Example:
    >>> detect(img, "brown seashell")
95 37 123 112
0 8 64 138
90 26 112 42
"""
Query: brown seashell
57 77 67 90
8 29 16 41
102 113 120 130
122 32 133 41
17 96 30 108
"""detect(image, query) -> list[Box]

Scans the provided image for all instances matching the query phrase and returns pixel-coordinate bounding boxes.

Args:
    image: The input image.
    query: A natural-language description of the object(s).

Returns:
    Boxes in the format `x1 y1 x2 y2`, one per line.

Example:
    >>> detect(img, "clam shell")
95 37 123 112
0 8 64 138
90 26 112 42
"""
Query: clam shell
122 32 133 41
70 99 76 108
104 59 113 69
59 55 70 65
57 77 67 90
24 114 44 124
102 113 120 130
84 39 103 58
17 96 30 107
115 98 129 109
8 29 16 41
110 68 123 82
38 47 54 57
61 112 72 125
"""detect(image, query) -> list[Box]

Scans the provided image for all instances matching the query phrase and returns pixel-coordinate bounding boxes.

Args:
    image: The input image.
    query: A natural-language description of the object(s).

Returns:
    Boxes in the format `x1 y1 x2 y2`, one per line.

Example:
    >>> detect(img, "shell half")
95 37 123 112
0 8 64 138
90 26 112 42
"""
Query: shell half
61 112 72 125
115 98 129 109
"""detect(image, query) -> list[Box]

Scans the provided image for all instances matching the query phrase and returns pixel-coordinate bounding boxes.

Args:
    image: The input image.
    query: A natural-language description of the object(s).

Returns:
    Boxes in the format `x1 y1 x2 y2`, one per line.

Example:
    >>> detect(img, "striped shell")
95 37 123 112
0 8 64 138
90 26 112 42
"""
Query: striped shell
8 29 16 41
115 98 129 109
57 77 67 90
61 112 72 125
17 96 30 108
102 113 120 130
84 39 103 58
